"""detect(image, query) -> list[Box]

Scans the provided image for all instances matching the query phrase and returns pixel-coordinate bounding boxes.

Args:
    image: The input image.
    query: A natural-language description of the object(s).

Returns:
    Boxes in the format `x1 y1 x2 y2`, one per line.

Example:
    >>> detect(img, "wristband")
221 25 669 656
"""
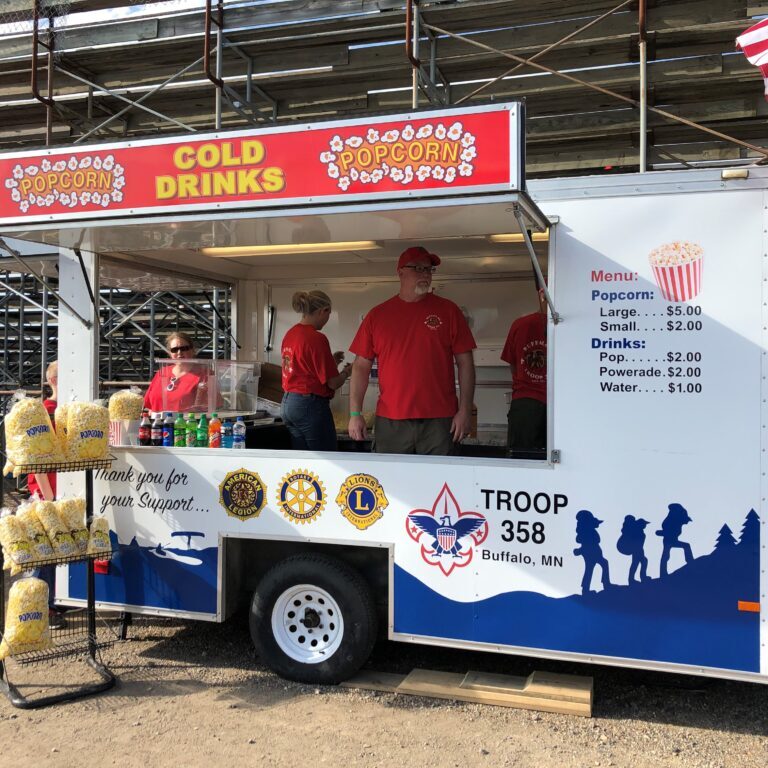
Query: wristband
350 411 363 417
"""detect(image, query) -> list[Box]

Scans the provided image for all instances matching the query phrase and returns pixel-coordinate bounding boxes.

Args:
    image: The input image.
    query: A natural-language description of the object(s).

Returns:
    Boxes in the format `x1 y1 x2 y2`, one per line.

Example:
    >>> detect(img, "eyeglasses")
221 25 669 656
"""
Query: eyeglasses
166 375 178 392
401 264 436 274
169 345 192 354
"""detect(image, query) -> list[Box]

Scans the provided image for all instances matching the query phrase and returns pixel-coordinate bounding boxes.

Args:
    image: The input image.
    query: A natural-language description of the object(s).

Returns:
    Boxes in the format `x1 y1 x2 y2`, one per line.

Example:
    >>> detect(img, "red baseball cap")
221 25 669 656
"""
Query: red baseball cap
397 246 441 269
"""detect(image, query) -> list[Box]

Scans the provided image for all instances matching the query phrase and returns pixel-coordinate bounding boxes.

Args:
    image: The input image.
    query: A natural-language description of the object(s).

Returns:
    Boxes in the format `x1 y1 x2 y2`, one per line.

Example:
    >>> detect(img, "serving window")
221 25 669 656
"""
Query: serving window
263 224 551 462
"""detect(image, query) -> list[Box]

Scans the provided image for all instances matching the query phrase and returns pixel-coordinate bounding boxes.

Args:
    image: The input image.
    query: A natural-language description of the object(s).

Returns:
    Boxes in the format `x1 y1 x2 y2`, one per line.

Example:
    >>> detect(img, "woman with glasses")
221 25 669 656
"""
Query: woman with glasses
143 332 213 414
281 290 351 451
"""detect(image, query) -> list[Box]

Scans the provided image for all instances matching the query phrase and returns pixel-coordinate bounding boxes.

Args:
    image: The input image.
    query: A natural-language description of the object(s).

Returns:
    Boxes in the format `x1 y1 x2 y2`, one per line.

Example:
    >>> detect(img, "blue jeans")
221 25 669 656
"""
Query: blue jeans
281 392 337 451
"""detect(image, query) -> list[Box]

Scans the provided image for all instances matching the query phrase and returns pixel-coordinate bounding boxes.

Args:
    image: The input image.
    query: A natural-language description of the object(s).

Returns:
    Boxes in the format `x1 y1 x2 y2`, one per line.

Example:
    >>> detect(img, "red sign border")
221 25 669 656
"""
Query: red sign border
0 103 521 227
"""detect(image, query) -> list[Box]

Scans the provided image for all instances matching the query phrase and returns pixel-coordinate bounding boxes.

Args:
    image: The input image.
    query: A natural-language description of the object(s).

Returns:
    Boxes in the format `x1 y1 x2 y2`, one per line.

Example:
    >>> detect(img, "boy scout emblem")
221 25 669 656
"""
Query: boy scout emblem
406 483 488 576
219 469 267 521
277 469 326 524
336 473 389 530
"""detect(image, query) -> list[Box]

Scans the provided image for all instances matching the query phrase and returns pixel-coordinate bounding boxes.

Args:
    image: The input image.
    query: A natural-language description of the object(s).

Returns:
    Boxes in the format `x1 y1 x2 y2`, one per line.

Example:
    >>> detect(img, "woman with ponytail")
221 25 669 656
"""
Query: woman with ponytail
280 290 351 450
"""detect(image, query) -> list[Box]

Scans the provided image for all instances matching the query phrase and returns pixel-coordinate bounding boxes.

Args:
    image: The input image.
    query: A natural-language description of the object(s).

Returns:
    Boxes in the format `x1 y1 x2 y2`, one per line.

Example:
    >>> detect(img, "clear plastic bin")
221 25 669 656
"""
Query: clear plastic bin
156 359 261 416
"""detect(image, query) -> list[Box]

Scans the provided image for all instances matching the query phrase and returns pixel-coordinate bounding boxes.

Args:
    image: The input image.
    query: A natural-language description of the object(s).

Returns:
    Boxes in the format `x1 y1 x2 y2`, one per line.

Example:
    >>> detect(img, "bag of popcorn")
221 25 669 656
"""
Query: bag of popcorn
54 401 70 457
2 392 62 477
0 508 34 571
87 516 112 556
66 401 109 460
0 576 53 660
108 387 144 421
16 500 55 563
32 500 77 558
56 496 89 555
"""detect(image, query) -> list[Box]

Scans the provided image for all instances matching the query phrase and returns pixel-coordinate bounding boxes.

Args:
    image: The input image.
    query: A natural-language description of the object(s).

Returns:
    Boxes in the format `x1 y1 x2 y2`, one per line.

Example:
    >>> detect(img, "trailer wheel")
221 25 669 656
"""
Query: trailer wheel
250 553 377 684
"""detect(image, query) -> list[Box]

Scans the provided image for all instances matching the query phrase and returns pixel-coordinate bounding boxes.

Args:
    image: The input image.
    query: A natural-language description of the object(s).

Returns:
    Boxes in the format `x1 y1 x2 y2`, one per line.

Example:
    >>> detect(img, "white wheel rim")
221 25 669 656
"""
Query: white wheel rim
271 583 344 664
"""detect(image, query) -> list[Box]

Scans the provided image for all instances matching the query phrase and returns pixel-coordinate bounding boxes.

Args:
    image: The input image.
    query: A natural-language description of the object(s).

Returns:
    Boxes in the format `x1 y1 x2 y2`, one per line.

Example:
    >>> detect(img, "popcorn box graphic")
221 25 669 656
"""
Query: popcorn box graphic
649 241 703 302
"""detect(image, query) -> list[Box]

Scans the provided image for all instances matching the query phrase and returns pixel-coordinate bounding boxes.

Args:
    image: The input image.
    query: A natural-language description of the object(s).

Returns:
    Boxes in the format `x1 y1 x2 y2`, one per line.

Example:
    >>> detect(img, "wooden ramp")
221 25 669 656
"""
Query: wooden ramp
341 668 593 717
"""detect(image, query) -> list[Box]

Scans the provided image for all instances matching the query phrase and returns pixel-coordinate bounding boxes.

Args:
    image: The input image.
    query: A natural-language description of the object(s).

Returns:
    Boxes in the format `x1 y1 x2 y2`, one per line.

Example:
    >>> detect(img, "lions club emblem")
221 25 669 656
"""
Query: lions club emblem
277 469 326 524
336 473 388 530
219 469 267 521
406 484 487 576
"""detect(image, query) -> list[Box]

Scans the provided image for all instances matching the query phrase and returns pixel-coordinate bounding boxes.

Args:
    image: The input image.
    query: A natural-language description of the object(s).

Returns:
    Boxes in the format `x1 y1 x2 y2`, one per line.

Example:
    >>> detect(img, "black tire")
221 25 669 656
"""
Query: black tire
250 553 378 684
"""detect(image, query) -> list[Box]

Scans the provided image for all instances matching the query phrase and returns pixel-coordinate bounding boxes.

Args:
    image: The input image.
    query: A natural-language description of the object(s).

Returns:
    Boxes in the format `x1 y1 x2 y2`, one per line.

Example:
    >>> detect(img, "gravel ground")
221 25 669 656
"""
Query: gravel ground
2 494 767 766
1 608 768 768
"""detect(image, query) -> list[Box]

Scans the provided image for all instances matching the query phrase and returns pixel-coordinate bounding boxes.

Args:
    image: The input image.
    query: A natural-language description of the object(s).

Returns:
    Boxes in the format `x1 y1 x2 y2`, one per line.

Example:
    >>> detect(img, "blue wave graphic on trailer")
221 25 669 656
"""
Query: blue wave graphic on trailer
69 532 218 614
395 510 760 672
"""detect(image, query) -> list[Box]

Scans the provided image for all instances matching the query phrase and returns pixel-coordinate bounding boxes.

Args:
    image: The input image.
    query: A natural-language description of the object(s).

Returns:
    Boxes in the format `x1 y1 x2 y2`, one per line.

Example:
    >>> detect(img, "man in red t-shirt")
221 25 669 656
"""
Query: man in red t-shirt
501 287 548 459
348 246 476 455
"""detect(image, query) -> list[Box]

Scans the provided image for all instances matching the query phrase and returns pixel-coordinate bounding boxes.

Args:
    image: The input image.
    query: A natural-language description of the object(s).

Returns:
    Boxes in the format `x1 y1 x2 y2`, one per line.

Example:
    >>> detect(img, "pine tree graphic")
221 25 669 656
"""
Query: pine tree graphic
714 524 737 551
738 509 760 549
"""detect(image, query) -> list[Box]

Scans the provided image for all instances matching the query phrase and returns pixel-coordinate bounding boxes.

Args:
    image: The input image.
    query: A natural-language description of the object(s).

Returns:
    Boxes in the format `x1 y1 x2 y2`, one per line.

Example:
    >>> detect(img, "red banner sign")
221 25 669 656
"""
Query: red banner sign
0 105 518 225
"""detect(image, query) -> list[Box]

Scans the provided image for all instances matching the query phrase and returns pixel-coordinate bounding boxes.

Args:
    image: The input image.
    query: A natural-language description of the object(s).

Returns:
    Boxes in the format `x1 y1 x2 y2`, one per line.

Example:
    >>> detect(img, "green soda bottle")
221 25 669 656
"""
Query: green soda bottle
196 414 208 447
185 413 197 447
174 413 186 447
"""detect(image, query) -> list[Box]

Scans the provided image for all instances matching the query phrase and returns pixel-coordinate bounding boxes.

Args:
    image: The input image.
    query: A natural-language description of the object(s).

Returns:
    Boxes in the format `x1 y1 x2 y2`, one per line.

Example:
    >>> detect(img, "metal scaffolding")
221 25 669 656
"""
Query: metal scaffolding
0 1 765 173
0 263 234 400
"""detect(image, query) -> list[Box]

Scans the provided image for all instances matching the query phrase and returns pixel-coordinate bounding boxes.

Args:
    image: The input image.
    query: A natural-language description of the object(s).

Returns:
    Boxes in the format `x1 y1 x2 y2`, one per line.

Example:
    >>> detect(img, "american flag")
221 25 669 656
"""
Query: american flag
737 18 768 98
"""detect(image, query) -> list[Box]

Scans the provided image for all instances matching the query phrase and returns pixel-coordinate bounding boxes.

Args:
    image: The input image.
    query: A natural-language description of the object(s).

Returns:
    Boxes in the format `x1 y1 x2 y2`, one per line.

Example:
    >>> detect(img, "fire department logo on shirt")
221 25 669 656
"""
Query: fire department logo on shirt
336 473 389 530
424 313 443 330
277 469 326 524
219 468 267 521
406 483 488 576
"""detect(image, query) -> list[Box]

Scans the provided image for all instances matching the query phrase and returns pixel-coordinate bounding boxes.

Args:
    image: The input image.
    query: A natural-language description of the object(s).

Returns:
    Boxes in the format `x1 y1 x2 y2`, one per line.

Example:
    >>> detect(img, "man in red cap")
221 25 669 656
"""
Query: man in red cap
348 246 476 454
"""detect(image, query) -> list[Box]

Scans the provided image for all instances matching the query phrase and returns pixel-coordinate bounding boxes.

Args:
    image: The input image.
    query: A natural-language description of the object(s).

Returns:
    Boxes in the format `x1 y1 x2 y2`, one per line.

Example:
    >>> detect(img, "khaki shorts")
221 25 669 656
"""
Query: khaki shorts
373 416 454 456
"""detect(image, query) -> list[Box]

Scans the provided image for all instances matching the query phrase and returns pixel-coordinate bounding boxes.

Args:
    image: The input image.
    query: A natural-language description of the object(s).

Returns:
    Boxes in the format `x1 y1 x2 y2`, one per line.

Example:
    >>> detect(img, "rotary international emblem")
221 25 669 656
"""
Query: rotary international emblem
277 469 326 524
219 468 267 521
336 473 389 530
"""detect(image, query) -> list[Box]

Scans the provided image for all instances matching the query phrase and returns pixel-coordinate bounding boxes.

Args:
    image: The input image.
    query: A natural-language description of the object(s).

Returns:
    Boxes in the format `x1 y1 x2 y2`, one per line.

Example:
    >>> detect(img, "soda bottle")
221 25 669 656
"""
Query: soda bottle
174 413 186 447
196 414 208 447
138 410 151 446
151 412 163 446
221 418 233 449
162 412 174 447
232 416 246 449
185 413 197 447
208 412 222 448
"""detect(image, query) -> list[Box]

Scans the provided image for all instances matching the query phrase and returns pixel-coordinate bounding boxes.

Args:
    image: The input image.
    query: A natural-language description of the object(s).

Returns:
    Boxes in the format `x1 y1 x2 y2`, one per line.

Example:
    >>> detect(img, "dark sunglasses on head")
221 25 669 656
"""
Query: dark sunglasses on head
169 345 191 354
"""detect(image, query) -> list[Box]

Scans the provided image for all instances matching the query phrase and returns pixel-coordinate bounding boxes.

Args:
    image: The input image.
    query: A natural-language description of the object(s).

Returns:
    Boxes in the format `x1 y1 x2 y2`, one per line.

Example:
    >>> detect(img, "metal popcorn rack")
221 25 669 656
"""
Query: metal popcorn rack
0 456 119 709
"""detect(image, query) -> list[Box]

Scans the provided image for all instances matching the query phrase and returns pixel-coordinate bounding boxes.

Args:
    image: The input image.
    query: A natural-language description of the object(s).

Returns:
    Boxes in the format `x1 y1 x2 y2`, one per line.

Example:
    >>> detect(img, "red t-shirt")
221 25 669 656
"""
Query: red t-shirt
144 367 207 413
501 311 547 403
27 398 57 499
281 324 339 398
350 293 476 419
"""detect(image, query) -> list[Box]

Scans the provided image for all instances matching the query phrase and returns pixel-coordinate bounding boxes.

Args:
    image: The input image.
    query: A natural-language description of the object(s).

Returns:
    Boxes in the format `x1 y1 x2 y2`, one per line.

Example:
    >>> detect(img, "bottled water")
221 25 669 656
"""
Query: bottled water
232 416 246 449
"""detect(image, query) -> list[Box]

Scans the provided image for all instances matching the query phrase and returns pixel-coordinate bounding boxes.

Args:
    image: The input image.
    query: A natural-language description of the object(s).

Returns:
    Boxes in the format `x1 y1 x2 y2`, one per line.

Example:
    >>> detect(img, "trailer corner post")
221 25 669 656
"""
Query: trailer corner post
57 244 100 498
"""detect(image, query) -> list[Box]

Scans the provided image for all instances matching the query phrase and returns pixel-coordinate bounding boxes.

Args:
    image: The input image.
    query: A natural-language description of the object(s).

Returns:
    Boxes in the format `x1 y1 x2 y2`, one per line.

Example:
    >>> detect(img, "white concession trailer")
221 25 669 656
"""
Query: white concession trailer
0 103 764 685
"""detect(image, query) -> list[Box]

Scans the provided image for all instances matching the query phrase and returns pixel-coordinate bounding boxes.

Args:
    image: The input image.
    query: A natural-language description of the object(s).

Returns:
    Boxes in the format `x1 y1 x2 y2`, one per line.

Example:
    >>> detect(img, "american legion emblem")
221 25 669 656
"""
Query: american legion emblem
336 473 389 530
219 468 267 521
